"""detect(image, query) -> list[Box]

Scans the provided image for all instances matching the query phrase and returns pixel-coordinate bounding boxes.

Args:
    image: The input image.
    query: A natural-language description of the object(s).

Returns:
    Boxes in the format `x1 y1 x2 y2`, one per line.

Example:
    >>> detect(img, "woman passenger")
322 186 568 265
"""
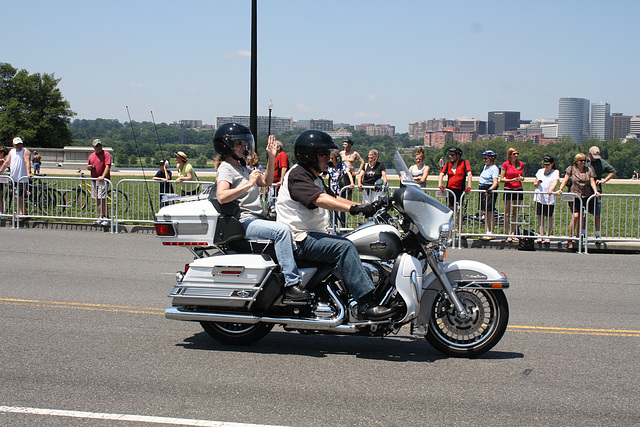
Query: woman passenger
214 123 307 300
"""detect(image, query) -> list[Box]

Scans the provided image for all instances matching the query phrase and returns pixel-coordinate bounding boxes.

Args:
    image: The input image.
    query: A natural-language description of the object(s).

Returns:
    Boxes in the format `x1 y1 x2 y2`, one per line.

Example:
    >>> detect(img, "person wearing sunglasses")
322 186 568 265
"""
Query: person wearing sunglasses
276 130 393 320
500 147 525 242
556 153 599 250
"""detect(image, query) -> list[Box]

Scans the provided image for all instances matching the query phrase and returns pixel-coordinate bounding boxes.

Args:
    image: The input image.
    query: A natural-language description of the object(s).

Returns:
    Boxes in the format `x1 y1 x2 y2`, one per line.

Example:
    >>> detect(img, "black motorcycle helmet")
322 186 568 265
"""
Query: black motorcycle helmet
448 147 463 156
213 123 255 162
294 130 338 172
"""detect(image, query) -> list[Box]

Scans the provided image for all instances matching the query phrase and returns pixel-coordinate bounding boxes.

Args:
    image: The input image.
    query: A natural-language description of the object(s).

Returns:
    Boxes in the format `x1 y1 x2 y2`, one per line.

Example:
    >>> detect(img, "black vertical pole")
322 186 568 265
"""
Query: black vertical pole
268 103 272 136
250 0 258 149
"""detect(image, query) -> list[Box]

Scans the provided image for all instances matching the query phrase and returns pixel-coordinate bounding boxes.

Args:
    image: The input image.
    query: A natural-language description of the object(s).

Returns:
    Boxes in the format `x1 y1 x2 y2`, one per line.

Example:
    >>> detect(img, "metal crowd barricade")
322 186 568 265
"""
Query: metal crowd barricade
5 174 640 255
584 193 640 253
456 189 585 252
10 175 116 231
0 175 15 227
114 179 214 229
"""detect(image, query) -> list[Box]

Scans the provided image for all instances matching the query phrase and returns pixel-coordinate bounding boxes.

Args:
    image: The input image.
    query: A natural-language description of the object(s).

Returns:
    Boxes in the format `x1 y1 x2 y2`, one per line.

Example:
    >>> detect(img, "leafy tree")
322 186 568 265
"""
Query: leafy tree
0 63 76 147
195 154 208 168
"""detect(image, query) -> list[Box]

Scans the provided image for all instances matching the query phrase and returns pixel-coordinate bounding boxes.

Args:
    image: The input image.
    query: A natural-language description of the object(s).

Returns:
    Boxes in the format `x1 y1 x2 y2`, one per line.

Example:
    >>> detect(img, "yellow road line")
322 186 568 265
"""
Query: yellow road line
508 325 640 337
2 298 639 337
0 298 164 315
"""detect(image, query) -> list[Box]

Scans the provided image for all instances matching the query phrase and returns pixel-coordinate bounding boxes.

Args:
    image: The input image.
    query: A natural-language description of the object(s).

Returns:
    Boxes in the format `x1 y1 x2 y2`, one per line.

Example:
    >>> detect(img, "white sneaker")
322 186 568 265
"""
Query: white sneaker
93 219 102 225
100 217 111 226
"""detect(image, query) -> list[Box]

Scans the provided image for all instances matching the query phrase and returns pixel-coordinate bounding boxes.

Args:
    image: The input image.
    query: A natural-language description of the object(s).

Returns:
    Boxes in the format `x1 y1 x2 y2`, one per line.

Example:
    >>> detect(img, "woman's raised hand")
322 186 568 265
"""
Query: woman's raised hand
266 135 277 158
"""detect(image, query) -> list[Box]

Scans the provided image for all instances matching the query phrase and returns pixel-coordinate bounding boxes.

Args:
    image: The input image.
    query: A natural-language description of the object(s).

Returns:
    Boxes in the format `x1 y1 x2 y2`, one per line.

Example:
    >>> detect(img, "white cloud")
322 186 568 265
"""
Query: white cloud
364 94 376 102
296 103 310 112
127 81 149 88
224 50 251 58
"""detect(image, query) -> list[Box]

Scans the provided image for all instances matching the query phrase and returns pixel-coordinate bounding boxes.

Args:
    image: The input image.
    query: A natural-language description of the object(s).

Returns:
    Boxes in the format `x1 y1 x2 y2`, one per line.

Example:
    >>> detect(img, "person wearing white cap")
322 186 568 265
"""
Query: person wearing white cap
587 145 616 240
0 137 32 216
87 138 113 226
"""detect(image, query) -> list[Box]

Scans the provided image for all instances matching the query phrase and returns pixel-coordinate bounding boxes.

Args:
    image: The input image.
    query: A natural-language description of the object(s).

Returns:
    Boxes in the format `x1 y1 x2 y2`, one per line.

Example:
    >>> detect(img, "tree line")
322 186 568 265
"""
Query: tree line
69 118 640 178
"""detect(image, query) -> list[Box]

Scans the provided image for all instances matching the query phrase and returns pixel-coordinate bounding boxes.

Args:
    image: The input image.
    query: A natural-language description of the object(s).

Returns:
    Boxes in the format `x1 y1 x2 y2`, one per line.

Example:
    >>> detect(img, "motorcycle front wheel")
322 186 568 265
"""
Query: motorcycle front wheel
200 321 274 345
426 287 508 358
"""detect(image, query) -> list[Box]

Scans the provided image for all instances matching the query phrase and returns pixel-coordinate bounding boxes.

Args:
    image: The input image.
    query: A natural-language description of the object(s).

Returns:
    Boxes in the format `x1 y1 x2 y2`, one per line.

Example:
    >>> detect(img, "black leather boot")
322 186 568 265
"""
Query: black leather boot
284 284 312 300
358 292 394 320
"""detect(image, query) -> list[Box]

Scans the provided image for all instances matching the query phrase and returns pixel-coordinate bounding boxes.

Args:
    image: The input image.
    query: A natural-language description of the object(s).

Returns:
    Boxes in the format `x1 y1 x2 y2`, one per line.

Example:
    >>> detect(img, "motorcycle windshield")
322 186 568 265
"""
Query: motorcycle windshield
392 152 452 241
393 152 418 186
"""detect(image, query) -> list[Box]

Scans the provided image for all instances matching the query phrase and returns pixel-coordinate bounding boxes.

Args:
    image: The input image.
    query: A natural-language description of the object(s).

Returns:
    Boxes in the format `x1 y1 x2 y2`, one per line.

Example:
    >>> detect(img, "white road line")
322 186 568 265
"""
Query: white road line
0 406 287 427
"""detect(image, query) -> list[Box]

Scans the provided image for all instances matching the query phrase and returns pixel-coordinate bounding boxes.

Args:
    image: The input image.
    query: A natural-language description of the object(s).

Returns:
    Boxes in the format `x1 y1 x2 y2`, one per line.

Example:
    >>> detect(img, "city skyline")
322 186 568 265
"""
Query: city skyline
2 0 639 133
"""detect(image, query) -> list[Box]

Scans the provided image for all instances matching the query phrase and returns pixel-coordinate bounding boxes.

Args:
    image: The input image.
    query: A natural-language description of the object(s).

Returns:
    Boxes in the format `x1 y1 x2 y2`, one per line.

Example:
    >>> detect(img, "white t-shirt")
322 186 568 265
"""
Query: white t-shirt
534 168 560 205
216 161 264 221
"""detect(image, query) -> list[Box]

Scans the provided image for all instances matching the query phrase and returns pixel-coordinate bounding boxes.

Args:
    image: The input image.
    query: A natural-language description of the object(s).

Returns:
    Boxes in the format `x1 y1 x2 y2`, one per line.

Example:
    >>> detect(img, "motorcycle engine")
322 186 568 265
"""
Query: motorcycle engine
362 262 383 286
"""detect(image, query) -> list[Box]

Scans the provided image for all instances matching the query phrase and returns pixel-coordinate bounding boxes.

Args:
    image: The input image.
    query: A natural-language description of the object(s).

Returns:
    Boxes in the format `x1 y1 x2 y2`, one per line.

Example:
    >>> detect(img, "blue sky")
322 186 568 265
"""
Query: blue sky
3 0 638 133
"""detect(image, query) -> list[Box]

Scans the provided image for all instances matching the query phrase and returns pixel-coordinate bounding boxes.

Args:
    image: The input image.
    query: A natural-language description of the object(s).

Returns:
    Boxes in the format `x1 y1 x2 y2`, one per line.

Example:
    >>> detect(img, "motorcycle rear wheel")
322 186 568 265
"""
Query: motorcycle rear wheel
426 288 508 358
200 321 274 345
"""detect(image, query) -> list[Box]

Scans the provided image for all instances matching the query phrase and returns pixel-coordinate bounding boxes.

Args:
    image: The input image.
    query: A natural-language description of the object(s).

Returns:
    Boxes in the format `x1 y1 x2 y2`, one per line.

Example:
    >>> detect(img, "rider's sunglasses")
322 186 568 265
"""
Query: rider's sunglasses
317 150 331 158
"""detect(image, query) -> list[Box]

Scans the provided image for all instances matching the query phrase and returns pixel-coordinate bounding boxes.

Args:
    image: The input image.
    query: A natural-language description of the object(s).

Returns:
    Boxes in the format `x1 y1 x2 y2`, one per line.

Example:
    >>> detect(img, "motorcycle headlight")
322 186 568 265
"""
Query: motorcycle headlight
438 222 452 240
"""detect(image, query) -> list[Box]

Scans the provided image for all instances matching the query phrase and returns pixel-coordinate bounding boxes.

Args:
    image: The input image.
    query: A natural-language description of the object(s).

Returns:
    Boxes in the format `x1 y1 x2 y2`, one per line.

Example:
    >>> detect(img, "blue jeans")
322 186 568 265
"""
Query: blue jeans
241 217 301 287
294 232 374 301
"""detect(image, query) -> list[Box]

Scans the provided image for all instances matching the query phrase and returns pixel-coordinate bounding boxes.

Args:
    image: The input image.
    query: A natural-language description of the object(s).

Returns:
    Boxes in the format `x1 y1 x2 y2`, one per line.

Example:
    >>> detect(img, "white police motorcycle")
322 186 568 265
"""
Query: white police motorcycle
155 152 509 357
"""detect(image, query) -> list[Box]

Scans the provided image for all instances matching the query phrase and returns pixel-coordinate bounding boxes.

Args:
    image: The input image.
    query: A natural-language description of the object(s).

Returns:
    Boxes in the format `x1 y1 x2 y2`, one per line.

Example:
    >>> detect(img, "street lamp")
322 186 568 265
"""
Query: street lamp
268 99 273 136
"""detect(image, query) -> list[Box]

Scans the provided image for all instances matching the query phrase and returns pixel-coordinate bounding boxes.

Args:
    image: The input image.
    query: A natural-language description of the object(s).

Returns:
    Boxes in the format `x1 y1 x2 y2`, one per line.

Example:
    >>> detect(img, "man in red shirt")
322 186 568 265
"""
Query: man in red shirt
87 139 112 226
273 141 289 187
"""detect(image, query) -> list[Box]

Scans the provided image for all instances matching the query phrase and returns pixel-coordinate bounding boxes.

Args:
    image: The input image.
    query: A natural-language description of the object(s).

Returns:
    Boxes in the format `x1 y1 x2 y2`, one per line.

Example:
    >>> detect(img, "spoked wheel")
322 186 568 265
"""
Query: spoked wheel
200 321 274 345
426 288 509 358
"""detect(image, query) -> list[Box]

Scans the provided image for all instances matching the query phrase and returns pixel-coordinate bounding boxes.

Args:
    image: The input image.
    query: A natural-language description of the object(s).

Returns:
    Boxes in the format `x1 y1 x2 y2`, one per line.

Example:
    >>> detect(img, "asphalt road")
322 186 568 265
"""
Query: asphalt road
0 227 638 426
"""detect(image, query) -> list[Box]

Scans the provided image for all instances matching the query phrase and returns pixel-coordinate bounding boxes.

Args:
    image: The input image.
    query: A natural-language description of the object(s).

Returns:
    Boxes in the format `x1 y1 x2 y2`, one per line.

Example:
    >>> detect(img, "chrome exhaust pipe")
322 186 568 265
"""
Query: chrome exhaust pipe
165 287 345 329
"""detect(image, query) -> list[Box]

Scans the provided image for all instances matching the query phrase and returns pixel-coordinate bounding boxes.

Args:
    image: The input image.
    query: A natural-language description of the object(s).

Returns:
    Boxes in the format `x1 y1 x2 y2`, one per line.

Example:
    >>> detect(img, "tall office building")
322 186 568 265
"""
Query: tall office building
610 113 631 140
590 102 611 141
558 97 590 143
630 116 640 136
488 111 520 135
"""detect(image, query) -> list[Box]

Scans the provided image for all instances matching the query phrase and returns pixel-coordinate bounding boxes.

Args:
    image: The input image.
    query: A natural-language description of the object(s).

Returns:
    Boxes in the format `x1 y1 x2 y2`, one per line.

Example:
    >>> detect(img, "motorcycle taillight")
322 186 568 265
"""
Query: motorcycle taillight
155 223 176 236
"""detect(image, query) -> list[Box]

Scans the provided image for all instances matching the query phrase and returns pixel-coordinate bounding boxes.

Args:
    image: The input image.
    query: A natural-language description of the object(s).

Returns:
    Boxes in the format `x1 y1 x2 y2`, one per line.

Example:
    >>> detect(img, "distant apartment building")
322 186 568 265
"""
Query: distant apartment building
409 118 467 139
590 102 611 141
541 124 559 139
610 113 631 140
408 121 428 140
424 130 453 148
457 118 486 134
309 119 333 132
518 118 557 136
356 123 395 137
558 97 590 143
334 122 354 130
453 132 477 144
179 120 202 128
488 111 520 134
293 120 309 130
215 115 293 135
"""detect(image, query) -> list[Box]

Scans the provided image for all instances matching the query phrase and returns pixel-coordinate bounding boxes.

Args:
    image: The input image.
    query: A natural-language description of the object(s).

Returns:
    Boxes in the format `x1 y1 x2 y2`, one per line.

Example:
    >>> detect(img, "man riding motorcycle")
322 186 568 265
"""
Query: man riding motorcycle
275 130 393 320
